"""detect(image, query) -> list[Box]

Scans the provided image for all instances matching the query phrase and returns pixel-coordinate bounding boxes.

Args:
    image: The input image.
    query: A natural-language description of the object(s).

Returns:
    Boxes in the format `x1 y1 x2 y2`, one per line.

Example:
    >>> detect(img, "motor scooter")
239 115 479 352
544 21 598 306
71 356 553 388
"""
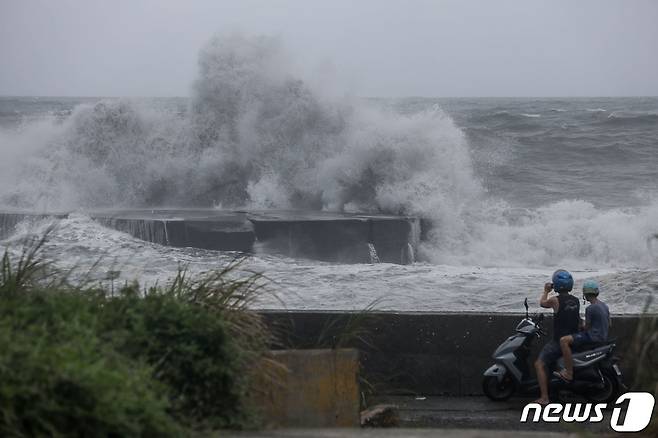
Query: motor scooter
482 298 625 403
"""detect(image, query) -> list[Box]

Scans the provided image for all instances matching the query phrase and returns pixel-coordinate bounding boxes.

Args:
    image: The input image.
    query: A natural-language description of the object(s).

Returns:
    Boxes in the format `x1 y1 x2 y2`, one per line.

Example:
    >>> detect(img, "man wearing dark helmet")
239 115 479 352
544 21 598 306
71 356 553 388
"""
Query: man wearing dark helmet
555 279 610 383
533 269 580 405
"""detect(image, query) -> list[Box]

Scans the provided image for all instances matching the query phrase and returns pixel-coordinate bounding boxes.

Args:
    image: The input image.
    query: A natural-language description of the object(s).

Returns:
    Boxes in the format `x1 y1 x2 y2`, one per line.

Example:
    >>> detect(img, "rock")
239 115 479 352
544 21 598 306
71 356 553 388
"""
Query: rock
360 404 400 427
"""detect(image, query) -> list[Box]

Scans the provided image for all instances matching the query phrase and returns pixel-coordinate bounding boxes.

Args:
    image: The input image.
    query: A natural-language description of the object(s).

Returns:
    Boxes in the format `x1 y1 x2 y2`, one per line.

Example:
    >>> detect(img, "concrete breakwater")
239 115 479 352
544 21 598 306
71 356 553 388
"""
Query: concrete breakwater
261 311 646 396
0 209 420 264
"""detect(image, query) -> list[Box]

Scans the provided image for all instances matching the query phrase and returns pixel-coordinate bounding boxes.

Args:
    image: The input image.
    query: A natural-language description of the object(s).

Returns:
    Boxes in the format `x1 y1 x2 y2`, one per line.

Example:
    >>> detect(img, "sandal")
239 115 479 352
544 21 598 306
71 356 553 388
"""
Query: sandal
553 369 573 383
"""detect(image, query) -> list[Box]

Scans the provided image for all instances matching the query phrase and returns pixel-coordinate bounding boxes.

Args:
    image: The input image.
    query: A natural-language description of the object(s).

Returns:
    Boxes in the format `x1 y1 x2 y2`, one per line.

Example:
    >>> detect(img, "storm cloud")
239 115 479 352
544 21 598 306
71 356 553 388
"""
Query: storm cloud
1 0 657 97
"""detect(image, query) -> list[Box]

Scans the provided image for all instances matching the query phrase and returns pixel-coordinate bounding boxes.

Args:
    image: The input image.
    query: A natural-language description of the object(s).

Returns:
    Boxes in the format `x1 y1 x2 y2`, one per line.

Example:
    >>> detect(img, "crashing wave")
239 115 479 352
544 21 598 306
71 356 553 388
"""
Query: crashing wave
0 34 481 234
1 34 657 270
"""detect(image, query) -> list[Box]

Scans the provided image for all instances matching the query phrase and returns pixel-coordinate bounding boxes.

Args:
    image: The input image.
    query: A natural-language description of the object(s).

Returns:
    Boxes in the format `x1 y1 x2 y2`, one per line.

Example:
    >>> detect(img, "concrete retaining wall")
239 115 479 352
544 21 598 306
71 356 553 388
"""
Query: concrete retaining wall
261 311 645 396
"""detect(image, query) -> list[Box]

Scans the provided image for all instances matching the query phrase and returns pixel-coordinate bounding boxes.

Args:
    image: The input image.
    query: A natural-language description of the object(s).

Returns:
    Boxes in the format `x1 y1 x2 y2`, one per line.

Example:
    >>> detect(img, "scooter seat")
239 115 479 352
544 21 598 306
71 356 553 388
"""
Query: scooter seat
572 338 616 352
563 344 613 370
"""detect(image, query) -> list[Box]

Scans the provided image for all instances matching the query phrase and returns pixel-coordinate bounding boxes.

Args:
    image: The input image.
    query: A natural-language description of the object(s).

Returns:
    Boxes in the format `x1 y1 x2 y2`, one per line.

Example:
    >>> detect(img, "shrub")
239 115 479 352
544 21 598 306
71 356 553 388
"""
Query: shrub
98 283 257 429
0 291 179 438
0 233 271 435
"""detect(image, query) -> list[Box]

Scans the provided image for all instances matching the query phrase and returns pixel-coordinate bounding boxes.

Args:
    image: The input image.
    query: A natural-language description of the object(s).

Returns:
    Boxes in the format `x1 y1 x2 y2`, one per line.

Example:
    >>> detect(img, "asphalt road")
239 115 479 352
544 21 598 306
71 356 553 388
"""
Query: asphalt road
368 395 617 433
231 395 625 436
232 429 575 437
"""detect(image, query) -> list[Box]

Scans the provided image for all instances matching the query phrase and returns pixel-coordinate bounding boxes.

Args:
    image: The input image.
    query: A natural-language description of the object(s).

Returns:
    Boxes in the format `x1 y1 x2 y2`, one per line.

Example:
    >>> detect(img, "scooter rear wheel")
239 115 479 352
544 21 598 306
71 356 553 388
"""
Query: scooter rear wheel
482 375 516 401
584 368 619 404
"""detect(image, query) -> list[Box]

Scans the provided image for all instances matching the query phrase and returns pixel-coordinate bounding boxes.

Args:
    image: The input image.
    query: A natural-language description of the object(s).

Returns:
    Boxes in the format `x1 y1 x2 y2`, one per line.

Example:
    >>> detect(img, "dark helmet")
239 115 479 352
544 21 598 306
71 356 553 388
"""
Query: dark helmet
552 269 574 293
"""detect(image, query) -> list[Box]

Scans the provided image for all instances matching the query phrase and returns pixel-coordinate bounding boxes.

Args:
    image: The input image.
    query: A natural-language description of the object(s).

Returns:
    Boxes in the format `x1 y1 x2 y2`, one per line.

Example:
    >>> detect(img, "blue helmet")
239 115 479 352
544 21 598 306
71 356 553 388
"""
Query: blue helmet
582 279 600 296
552 269 574 293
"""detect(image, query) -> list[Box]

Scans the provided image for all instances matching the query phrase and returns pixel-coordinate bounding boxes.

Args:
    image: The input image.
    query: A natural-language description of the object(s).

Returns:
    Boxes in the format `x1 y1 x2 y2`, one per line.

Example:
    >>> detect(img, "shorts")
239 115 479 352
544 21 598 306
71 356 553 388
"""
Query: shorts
538 340 562 366
571 331 593 348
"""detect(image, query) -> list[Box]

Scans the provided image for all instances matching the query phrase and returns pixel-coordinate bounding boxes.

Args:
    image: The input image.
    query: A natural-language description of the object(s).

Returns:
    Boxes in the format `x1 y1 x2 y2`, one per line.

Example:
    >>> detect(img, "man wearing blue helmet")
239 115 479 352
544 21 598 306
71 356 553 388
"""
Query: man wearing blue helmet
555 279 610 382
533 269 580 405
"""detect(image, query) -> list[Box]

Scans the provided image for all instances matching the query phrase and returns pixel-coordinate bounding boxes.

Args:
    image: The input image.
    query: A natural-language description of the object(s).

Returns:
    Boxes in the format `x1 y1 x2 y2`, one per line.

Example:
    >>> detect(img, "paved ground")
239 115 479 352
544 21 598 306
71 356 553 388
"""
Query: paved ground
231 395 620 436
232 429 576 437
369 395 614 433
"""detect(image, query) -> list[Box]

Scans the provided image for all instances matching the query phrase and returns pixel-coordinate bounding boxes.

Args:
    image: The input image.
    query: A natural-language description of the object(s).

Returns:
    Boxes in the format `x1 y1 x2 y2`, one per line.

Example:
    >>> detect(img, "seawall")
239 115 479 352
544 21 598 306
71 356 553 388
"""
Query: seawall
261 311 646 396
0 209 419 264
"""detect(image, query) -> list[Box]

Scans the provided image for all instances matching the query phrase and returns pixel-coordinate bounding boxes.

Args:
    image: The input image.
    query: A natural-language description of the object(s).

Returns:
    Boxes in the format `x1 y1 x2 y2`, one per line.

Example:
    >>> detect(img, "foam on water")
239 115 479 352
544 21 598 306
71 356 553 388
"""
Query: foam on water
424 200 658 269
0 215 654 313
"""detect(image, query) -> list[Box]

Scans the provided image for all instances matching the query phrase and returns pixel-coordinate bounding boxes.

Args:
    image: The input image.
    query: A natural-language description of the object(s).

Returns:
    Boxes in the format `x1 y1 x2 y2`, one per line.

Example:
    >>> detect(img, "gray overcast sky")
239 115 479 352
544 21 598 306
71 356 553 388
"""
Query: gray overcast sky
1 0 657 97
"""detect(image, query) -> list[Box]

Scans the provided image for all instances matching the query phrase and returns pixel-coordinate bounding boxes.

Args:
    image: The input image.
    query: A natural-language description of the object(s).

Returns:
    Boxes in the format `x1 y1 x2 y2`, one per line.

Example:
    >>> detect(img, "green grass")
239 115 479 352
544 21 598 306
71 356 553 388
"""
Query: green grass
0 232 271 436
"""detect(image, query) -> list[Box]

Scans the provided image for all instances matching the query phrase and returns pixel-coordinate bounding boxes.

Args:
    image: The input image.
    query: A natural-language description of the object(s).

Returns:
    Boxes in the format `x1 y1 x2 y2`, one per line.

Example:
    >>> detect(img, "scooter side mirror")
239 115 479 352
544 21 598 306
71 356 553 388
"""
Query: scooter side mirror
524 297 529 318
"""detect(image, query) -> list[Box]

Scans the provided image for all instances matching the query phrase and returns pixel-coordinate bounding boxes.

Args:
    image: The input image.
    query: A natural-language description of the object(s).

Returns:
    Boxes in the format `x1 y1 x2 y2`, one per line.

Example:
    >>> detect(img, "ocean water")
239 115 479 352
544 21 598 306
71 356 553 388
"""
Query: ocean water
1 36 657 313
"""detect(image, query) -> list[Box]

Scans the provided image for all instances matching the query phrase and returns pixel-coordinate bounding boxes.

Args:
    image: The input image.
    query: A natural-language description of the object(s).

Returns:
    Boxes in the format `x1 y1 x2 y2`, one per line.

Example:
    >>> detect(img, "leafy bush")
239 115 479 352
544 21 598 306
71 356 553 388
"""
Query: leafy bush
0 233 271 435
98 283 257 429
0 291 178 437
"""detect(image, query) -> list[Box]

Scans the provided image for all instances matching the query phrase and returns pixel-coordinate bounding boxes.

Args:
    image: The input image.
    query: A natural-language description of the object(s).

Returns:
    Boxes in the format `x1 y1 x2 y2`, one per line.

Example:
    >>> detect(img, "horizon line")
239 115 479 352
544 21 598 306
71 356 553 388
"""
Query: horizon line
1 94 657 99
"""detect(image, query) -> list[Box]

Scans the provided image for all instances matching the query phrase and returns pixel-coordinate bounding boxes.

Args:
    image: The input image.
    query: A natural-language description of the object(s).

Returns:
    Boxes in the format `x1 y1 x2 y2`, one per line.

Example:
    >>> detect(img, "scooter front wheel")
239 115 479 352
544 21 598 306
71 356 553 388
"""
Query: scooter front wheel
482 375 516 401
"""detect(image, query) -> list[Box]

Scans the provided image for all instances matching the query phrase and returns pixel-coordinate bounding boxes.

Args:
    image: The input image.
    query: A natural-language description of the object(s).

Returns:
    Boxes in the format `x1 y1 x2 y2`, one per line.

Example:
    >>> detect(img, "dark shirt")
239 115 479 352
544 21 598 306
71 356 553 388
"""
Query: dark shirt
553 293 580 342
585 301 610 342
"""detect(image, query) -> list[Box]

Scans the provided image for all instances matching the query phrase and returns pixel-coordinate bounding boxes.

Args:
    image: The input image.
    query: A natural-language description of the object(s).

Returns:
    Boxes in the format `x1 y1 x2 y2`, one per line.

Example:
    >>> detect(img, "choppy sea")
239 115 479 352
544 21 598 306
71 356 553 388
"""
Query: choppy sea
1 94 657 313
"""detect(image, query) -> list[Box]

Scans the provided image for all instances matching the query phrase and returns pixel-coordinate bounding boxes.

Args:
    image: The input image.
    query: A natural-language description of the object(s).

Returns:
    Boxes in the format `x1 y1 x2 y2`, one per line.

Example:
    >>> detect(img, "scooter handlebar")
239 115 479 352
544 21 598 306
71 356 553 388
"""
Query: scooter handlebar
531 313 545 337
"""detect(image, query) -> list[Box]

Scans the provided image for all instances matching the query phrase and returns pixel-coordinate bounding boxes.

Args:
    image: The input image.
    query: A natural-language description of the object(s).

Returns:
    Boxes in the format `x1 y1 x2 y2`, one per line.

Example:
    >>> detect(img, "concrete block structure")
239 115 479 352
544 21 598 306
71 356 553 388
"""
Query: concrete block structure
253 349 361 428
0 209 420 264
